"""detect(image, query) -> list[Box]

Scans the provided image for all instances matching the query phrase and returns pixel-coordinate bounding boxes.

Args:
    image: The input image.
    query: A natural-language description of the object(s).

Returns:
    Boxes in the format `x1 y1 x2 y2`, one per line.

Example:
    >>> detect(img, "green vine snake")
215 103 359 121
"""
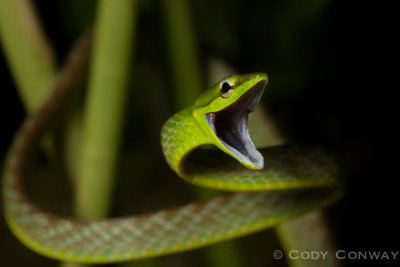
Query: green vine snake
2 31 341 263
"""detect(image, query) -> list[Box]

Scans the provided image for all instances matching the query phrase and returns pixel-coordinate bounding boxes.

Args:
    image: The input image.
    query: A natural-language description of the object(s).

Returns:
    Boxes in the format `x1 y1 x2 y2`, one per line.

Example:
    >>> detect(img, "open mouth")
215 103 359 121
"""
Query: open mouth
205 80 266 168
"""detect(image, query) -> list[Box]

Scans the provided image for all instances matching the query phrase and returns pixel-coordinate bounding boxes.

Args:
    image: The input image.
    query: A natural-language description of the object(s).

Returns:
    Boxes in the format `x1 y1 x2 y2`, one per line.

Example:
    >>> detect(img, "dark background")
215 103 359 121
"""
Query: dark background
0 0 397 266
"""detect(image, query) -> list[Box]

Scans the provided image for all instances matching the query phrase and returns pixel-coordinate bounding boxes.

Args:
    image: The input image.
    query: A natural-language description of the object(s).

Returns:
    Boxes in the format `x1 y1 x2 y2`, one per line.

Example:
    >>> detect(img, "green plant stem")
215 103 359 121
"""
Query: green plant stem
62 2 137 265
75 0 137 220
162 2 245 267
162 0 202 110
0 0 56 112
276 211 340 267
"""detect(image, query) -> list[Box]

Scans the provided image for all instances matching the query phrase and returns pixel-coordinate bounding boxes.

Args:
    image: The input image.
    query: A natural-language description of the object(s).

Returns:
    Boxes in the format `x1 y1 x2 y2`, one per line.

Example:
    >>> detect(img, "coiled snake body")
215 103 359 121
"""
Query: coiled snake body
2 36 341 263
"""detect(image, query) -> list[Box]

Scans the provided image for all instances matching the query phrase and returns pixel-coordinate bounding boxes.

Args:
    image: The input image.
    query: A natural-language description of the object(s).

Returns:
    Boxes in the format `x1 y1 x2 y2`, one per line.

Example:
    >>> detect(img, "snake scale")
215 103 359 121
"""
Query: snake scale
2 31 341 263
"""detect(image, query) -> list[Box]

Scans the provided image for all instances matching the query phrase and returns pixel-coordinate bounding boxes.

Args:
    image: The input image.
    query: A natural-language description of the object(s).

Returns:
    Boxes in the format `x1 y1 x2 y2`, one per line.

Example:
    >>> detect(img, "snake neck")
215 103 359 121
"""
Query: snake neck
161 107 210 177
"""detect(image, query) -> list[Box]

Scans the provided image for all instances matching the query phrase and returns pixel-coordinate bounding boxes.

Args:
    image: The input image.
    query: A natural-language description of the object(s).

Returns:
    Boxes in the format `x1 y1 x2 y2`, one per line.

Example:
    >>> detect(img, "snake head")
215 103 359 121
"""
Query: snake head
193 73 268 170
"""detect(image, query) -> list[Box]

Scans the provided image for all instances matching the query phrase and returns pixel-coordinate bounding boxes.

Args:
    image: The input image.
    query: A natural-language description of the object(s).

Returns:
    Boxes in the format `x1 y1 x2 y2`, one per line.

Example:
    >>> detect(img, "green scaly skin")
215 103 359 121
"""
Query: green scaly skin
2 42 341 263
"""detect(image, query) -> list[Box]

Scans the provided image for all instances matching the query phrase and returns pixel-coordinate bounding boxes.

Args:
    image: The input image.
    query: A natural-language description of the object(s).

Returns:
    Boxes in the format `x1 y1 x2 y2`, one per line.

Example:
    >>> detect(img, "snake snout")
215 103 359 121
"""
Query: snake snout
205 80 266 169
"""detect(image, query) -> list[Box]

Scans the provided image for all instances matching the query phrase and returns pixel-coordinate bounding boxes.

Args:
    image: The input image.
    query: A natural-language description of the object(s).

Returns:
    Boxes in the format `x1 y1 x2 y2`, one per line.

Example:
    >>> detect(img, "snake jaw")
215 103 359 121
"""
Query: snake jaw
205 80 266 169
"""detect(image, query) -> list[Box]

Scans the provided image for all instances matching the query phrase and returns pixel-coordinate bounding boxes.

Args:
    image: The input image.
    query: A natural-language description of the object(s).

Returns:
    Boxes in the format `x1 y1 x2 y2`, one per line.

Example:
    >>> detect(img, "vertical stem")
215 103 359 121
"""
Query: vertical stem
162 1 244 267
276 211 340 267
0 0 56 112
75 0 137 220
63 2 138 266
162 0 202 109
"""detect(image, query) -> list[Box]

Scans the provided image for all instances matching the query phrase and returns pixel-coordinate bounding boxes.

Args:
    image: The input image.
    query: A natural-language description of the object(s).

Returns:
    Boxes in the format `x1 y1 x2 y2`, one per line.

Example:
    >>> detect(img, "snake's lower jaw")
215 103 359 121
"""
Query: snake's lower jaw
218 126 264 170
205 80 266 169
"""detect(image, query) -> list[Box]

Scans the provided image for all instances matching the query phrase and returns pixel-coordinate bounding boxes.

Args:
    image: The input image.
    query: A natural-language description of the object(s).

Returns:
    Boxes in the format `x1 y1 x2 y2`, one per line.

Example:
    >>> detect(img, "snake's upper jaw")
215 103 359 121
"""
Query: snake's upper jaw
205 80 266 169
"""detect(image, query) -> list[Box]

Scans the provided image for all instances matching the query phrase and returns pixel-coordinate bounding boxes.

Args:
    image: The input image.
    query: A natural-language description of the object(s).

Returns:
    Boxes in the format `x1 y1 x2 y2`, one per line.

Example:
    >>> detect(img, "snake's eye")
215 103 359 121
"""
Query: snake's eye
219 79 234 98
